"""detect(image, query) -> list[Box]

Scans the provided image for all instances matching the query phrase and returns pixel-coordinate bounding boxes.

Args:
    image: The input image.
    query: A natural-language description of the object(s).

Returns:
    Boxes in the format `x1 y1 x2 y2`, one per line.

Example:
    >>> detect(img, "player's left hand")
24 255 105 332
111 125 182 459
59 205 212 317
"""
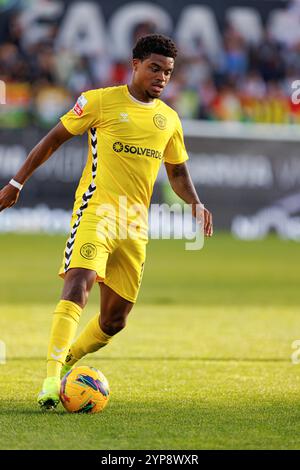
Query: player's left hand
192 203 213 237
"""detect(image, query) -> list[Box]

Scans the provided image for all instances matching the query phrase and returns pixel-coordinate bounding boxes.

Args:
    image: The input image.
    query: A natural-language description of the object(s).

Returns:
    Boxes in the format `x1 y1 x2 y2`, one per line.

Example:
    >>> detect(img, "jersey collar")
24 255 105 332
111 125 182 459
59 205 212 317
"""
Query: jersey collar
124 85 157 108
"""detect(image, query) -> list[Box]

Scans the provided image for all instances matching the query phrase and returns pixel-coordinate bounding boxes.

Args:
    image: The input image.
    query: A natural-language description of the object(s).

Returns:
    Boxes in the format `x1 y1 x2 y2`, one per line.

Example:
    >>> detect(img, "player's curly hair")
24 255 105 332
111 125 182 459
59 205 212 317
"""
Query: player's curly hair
132 34 177 61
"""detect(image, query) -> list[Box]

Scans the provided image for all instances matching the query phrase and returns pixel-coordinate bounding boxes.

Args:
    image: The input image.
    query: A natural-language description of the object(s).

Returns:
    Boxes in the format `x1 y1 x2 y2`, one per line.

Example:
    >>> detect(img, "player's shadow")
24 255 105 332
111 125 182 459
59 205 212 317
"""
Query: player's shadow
0 408 68 416
6 356 290 362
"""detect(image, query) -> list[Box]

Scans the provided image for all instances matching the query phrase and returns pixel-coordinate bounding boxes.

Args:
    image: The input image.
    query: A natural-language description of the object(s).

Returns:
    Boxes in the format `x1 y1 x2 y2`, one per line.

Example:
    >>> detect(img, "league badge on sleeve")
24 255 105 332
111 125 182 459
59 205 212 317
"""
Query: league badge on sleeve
73 95 88 116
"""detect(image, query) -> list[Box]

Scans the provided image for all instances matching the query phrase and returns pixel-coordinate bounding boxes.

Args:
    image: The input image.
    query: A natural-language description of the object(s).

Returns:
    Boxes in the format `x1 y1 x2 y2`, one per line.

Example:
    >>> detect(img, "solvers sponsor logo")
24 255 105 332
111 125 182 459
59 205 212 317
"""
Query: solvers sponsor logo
113 142 162 160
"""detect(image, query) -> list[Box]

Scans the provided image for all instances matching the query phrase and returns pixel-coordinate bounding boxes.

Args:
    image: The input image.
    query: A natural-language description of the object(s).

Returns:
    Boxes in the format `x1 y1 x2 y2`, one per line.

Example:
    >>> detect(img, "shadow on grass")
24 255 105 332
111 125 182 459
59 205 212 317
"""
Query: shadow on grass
0 408 67 416
5 356 290 363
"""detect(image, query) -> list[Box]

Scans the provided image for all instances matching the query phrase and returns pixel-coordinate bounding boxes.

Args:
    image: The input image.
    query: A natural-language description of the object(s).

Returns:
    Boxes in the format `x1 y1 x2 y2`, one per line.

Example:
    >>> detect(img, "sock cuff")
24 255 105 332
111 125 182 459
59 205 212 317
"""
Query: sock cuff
54 300 82 322
92 315 112 342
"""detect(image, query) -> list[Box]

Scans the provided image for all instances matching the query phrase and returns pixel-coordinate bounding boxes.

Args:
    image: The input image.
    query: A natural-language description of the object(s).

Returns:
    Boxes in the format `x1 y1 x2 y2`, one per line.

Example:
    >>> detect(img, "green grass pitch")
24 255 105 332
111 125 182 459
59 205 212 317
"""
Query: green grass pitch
0 233 300 450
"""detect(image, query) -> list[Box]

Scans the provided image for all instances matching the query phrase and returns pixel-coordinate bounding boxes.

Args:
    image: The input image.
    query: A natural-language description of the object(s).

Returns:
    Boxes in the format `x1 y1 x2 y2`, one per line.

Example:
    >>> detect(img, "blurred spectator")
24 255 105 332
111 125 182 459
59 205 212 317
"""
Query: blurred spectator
253 32 285 82
1 7 300 127
212 82 243 121
198 78 218 120
221 26 248 79
110 60 130 87
33 85 72 128
239 71 266 100
132 22 157 47
0 43 30 82
67 57 94 95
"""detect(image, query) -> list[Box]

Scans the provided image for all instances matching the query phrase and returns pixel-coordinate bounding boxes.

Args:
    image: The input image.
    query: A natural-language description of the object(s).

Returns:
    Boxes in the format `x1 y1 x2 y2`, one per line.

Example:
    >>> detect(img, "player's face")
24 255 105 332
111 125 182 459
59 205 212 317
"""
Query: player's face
133 53 174 99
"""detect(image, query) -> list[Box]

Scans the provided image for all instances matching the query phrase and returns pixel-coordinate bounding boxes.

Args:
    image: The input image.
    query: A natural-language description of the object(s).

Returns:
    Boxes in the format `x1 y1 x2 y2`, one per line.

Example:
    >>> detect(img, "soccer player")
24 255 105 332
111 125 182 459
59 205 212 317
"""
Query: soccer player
0 34 213 409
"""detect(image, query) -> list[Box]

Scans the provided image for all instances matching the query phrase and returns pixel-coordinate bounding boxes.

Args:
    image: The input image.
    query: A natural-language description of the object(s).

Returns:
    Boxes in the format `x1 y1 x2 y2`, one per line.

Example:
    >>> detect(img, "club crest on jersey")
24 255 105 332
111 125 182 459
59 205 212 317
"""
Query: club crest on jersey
153 114 167 130
73 95 87 116
80 243 97 260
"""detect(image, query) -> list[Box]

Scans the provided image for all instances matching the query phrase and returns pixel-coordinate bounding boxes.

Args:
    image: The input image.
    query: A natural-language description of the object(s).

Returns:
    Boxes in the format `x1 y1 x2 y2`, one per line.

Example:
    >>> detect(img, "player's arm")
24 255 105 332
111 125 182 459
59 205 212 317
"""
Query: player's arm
0 122 73 212
164 161 213 237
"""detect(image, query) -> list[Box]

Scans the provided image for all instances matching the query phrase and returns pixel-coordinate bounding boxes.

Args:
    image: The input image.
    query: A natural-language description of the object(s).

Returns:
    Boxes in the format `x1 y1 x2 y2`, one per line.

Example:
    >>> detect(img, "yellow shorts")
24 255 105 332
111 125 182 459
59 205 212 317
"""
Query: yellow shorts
59 211 147 303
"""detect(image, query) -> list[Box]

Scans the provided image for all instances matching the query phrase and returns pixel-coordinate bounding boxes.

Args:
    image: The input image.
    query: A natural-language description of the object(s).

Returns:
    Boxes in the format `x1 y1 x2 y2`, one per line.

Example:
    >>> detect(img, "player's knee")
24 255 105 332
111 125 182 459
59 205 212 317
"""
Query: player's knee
100 314 127 336
64 284 88 307
62 271 95 307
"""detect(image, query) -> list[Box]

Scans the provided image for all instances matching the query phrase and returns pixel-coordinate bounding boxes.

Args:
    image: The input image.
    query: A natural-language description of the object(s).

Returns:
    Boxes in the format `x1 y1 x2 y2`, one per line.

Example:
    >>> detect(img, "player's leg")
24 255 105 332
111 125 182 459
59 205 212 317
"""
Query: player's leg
47 267 96 375
100 283 134 335
62 283 133 372
38 268 96 409
61 236 145 372
38 205 111 409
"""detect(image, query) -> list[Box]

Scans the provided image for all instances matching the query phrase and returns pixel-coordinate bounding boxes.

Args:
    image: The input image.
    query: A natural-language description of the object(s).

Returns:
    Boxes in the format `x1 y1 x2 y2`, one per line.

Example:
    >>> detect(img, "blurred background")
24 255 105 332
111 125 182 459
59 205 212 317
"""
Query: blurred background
0 0 299 240
1 2 300 451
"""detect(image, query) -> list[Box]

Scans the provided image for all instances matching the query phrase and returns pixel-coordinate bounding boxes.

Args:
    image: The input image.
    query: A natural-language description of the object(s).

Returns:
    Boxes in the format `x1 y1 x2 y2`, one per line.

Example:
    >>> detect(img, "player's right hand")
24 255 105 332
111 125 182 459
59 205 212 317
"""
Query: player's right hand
0 184 20 212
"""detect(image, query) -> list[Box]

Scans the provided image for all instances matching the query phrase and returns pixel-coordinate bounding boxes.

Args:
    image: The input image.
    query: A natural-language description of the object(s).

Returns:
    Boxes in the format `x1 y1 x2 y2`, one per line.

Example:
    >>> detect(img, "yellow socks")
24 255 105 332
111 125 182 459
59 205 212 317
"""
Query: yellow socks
46 304 111 378
65 314 112 367
47 300 82 378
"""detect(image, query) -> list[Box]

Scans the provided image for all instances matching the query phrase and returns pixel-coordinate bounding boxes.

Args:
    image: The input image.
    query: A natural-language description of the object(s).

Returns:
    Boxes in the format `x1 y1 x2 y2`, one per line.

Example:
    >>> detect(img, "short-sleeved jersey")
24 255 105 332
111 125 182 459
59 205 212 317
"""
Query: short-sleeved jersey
60 85 188 231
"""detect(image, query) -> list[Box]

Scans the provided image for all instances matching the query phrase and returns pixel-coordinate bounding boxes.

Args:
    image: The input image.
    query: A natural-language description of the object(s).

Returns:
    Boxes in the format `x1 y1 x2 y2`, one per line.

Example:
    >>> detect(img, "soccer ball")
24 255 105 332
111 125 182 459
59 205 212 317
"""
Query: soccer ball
60 366 110 413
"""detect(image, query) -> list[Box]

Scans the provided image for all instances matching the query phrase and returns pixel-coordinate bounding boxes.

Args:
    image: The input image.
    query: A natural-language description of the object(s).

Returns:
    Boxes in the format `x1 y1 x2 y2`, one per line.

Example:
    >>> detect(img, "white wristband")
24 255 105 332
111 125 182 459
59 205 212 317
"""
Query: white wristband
9 179 23 191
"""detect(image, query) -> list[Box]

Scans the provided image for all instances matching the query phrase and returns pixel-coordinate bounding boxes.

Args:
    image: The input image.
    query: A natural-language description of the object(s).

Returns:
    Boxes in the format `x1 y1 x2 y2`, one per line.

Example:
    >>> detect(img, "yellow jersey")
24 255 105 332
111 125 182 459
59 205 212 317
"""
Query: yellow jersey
60 85 188 231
